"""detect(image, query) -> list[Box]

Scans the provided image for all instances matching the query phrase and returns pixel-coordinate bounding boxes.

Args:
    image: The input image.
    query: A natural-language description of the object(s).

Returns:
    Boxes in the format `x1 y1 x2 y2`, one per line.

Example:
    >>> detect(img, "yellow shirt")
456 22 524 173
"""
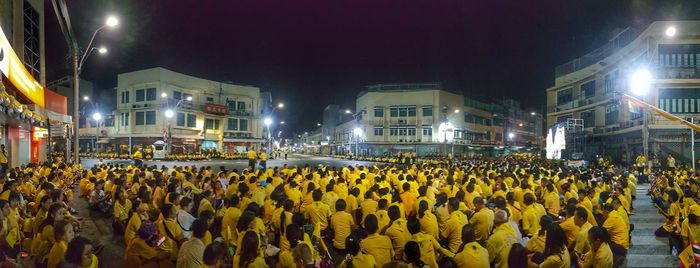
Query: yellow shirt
232 255 267 268
221 207 242 243
47 240 67 268
361 233 394 267
305 201 332 230
526 232 546 253
681 218 700 244
277 250 295 268
441 211 468 253
559 216 580 245
330 211 354 249
246 150 257 160
124 212 143 244
455 241 490 268
575 222 593 254
582 243 613 268
540 248 570 268
385 218 411 259
469 208 494 243
487 223 518 268
603 210 629 249
157 219 183 261
523 204 541 236
412 232 455 268
544 191 560 216
419 211 439 238
114 199 133 222
338 253 376 268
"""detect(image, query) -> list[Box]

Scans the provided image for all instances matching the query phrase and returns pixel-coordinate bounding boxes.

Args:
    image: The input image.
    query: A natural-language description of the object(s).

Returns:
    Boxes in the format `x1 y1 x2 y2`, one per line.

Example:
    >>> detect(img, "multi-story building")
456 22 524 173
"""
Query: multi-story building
332 83 540 156
0 0 70 165
47 76 94 115
86 67 263 154
546 21 700 162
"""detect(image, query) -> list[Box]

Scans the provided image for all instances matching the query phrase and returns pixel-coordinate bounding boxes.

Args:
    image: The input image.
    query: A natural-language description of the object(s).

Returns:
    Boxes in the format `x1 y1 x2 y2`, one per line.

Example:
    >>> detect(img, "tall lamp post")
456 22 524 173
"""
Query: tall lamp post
629 68 653 158
51 0 119 163
353 127 362 157
163 95 192 153
92 112 102 153
264 118 272 155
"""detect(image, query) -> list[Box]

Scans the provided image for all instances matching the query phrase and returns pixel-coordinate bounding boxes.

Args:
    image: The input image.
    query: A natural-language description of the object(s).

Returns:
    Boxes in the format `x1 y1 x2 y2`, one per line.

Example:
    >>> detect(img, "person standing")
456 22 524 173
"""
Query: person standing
259 149 267 170
246 148 257 168
0 144 8 172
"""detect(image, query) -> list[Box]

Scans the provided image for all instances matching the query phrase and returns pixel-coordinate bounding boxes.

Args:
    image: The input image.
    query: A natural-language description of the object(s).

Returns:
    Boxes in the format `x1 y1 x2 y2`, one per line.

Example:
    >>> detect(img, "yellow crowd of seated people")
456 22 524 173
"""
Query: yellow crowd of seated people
66 153 647 267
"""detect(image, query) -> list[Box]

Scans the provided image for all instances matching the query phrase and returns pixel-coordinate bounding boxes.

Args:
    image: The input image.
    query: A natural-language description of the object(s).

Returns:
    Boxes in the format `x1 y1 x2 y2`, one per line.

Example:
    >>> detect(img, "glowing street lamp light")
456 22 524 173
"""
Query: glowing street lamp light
164 109 174 118
317 123 322 127
277 103 284 108
629 68 652 96
92 112 102 121
666 26 677 37
345 109 352 114
105 16 119 28
97 47 107 54
83 96 90 101
454 109 460 113
280 121 285 125
186 96 193 101
161 92 168 98
264 118 272 126
530 112 536 116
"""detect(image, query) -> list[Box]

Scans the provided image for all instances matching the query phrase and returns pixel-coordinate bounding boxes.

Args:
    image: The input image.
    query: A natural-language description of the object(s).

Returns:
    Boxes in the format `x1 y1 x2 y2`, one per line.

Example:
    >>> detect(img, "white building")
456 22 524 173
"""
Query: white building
85 67 263 154
546 21 700 162
335 83 512 156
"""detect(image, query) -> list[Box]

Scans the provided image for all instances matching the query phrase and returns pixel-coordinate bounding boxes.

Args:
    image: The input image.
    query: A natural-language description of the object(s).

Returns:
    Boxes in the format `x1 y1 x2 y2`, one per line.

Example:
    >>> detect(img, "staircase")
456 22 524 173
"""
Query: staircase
627 184 675 267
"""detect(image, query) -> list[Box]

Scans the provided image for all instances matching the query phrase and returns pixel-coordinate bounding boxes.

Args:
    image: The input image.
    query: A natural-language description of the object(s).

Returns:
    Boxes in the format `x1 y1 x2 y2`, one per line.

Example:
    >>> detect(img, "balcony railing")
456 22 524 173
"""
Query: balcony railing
555 28 639 78
654 67 700 79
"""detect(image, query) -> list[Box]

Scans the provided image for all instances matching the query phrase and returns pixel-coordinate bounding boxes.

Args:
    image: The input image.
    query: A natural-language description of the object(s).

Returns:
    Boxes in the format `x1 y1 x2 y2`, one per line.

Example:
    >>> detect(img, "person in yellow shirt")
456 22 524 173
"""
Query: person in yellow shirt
383 205 411 259
360 191 378 222
64 236 99 268
417 201 439 238
487 210 518 268
157 203 184 262
305 190 332 232
468 197 494 244
441 198 468 253
400 183 416 217
579 226 614 268
246 148 257 169
258 150 267 170
233 231 267 268
573 207 593 257
221 196 242 243
407 217 454 268
681 204 700 248
113 188 132 234
360 214 394 267
330 199 355 250
559 203 580 245
522 193 542 237
656 189 680 238
454 224 490 268
47 220 74 268
534 224 571 268
544 183 561 217
602 203 629 264
339 235 376 268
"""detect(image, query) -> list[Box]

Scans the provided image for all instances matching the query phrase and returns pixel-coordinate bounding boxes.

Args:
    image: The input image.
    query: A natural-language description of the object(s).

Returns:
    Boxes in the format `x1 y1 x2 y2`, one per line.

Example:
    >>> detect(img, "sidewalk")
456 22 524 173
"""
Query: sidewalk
627 183 675 267
71 187 125 267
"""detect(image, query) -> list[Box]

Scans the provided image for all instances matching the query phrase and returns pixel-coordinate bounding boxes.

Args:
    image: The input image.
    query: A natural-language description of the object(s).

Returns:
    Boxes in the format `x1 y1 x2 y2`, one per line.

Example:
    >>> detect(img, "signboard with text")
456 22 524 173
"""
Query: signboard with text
204 103 227 115
0 26 45 107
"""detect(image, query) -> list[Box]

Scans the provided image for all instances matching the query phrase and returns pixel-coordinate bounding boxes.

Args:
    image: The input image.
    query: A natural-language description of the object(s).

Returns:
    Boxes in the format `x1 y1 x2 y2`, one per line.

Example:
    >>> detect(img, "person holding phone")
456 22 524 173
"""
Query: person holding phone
123 220 171 268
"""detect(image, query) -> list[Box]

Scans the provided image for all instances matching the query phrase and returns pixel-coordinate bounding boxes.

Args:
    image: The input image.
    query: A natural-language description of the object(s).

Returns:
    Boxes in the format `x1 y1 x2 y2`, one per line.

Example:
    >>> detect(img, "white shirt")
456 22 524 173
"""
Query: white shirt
177 210 196 239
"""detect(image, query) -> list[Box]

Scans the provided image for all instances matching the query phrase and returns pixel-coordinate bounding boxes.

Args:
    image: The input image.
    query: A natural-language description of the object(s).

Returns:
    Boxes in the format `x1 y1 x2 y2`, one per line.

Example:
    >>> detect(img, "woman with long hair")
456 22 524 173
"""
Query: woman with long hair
403 240 426 268
417 200 439 238
339 234 376 268
580 226 613 268
233 231 267 268
47 220 75 268
32 203 65 265
536 223 570 268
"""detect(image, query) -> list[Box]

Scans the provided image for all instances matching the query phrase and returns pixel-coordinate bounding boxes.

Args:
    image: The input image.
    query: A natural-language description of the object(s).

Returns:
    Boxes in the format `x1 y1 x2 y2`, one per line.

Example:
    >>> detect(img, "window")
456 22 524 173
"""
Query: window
228 118 238 130
389 105 417 117
120 113 130 126
374 107 384 117
422 126 432 136
227 101 236 111
145 111 156 125
121 91 130 104
605 105 619 125
173 91 182 100
373 126 383 136
23 2 40 78
183 93 192 101
135 111 144 125
581 110 595 128
464 113 491 125
407 127 416 136
557 88 573 105
604 70 619 93
557 115 572 124
135 89 145 102
187 114 196 127
237 101 246 111
422 106 432 117
407 107 416 116
239 119 248 131
146 88 156 101
207 97 215 103
205 119 220 130
581 80 595 98
176 113 185 126
389 127 398 136
658 88 700 114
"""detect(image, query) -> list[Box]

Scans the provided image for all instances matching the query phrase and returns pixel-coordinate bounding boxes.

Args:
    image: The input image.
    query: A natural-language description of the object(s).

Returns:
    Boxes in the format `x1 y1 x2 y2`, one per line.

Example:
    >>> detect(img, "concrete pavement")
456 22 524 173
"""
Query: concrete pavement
627 184 674 267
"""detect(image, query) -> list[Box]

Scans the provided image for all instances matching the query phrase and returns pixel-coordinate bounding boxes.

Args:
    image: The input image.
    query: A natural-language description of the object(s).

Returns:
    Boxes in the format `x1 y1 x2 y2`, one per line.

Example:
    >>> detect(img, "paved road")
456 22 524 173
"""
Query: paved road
81 154 383 171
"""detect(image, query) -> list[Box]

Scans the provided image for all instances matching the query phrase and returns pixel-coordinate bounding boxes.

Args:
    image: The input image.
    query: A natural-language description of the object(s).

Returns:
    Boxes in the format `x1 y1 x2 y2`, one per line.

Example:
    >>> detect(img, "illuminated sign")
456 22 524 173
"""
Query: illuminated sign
204 103 228 115
32 126 48 141
0 26 44 107
546 125 566 160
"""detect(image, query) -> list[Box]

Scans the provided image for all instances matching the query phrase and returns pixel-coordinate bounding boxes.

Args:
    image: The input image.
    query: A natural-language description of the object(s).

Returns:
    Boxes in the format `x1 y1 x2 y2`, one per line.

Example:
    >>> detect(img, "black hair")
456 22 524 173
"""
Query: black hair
238 231 259 268
64 236 92 266
404 241 425 267
364 214 379 234
335 199 347 212
575 207 588 221
543 223 567 259
508 243 528 268
407 216 420 235
192 218 208 239
203 241 227 265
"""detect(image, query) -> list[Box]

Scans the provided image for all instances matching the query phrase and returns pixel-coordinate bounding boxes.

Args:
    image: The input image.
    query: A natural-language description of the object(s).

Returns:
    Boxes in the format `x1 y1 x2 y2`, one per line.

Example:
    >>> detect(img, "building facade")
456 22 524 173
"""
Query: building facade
84 67 263 154
0 0 70 166
546 21 700 163
331 83 540 156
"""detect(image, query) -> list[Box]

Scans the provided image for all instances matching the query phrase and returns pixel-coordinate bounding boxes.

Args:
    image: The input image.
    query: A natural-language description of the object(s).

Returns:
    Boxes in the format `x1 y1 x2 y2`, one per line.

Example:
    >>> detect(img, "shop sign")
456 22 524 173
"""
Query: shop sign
204 103 227 115
0 26 44 107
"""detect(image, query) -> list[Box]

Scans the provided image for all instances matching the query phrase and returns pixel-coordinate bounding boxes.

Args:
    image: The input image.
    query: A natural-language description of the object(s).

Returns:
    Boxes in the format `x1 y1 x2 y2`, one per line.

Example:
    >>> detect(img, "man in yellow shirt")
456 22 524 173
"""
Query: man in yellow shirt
468 197 494 244
330 199 354 250
544 183 561 216
360 214 394 267
681 204 700 248
559 203 580 245
0 144 7 172
384 205 411 259
487 210 518 268
246 148 257 168
522 193 541 237
602 203 629 263
259 150 267 170
440 198 468 253
305 190 332 232
573 207 593 256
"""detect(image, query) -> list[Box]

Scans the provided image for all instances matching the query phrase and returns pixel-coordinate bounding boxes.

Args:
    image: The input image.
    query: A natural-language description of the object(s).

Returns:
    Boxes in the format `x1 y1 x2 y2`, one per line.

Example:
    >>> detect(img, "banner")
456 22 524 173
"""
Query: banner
0 26 44 107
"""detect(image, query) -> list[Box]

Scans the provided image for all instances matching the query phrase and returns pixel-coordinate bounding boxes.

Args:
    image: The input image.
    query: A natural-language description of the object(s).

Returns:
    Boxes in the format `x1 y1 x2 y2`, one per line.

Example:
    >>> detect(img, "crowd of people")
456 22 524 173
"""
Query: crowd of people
0 150 658 268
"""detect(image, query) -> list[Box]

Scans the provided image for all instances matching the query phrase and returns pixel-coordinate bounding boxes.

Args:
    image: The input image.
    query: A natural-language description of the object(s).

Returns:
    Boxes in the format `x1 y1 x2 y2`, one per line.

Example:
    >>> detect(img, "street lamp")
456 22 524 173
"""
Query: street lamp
353 127 362 157
92 112 102 153
666 26 677 37
454 109 460 114
278 103 284 108
83 96 89 101
280 121 285 125
508 132 515 147
161 92 168 98
345 109 352 114
97 47 107 54
164 109 174 118
530 112 536 116
52 3 120 162
264 118 273 155
186 96 193 101
317 123 322 127
629 68 652 96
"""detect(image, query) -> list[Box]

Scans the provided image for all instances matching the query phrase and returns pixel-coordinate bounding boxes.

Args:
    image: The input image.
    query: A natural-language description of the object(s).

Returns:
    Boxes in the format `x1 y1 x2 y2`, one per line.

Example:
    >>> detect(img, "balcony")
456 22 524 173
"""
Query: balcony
548 98 599 113
555 28 639 78
228 110 252 117
654 67 700 80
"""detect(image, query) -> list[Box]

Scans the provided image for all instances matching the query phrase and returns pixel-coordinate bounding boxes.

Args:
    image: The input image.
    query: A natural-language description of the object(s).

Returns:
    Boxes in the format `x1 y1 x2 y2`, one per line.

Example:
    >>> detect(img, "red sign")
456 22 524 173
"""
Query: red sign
204 103 228 115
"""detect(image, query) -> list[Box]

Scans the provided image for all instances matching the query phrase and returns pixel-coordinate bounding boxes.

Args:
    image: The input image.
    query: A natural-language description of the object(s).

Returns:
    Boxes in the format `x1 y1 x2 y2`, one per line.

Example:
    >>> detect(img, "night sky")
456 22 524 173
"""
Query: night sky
44 0 700 135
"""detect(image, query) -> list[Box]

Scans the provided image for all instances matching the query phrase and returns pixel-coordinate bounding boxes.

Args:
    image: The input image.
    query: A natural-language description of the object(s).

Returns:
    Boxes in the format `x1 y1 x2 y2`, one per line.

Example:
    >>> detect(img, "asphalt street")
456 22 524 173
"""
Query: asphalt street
81 154 382 171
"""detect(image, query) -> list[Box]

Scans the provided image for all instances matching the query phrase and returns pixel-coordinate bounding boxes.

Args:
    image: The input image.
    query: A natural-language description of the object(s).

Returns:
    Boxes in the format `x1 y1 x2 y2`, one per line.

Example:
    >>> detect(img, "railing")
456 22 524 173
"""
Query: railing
654 67 700 79
555 28 640 78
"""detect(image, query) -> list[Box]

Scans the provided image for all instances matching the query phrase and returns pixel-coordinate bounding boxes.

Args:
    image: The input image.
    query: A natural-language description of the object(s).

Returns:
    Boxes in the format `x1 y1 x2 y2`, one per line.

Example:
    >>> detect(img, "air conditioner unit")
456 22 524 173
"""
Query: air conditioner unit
143 103 151 108
132 104 140 108
398 119 406 124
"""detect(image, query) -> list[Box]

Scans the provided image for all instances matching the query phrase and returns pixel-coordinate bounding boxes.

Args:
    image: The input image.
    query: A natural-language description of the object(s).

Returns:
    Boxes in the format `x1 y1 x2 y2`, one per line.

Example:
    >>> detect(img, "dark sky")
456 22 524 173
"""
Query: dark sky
44 0 700 135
